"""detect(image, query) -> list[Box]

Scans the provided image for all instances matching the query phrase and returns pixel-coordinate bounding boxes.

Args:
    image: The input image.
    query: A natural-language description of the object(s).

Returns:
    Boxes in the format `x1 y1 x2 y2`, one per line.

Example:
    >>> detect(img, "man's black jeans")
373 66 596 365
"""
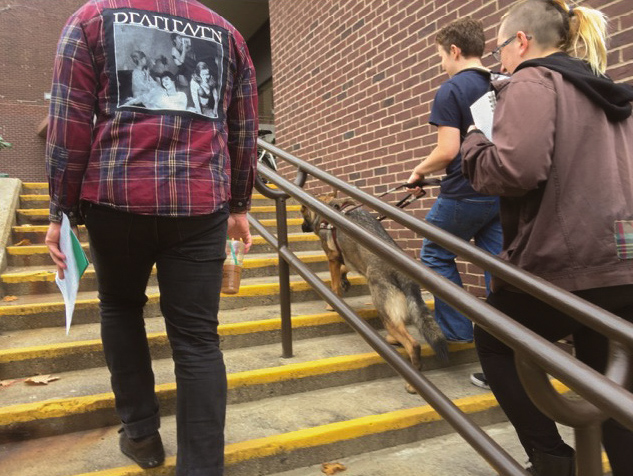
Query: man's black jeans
83 202 228 476
475 284 633 475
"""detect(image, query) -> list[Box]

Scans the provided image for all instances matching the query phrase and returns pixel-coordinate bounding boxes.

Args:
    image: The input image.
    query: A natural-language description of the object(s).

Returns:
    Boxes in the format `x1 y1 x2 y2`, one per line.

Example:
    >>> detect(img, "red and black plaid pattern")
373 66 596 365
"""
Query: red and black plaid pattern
47 0 258 224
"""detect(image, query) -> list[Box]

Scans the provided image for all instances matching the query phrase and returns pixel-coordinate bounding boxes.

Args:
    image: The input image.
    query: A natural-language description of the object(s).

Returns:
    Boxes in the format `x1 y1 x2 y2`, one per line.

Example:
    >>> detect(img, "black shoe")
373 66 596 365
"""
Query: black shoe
528 445 575 476
470 372 490 390
119 428 165 469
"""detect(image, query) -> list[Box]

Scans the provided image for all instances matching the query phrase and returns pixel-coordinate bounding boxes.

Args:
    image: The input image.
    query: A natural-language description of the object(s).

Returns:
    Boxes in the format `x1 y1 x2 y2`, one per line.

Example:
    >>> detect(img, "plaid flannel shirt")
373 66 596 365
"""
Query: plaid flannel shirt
46 0 258 224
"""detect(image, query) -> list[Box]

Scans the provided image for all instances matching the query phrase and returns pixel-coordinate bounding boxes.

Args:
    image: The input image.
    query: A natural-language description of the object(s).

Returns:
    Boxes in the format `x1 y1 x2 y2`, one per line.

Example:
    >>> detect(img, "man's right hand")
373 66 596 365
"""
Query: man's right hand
45 222 67 279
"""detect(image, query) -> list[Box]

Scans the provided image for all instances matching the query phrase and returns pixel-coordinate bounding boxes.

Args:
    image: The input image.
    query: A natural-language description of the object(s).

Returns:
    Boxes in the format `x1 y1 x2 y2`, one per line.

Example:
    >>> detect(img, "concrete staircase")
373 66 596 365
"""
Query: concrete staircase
0 182 537 476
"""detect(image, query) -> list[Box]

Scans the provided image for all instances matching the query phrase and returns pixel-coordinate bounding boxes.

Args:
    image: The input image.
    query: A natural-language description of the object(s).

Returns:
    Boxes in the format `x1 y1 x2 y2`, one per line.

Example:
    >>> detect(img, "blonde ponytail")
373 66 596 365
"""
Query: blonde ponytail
565 4 608 75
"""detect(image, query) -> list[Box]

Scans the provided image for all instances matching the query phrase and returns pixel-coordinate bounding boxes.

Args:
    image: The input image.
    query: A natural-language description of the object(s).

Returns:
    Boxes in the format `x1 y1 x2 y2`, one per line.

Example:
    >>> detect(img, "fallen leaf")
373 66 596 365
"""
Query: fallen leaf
0 379 18 388
321 462 346 475
25 375 60 385
2 295 18 302
14 239 31 246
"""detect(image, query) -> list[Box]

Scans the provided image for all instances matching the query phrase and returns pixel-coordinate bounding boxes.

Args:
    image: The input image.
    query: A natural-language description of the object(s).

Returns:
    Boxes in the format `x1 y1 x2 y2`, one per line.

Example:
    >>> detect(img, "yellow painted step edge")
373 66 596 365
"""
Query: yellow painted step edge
5 234 319 255
22 183 49 189
11 218 304 234
0 275 368 316
0 344 457 426
19 193 275 201
1 253 327 283
65 382 589 476
17 205 301 215
223 390 514 466
0 308 383 364
21 183 281 192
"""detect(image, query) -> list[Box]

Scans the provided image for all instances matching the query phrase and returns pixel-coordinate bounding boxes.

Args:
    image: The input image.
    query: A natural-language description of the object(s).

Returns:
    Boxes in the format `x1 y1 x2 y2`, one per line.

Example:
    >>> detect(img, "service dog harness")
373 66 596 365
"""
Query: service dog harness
317 201 357 259
315 179 442 259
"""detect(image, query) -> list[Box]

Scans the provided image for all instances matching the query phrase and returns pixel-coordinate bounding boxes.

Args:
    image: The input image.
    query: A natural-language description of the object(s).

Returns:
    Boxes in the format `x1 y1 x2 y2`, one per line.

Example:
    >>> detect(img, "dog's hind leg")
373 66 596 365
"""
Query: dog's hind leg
383 320 422 394
385 334 401 346
369 278 422 394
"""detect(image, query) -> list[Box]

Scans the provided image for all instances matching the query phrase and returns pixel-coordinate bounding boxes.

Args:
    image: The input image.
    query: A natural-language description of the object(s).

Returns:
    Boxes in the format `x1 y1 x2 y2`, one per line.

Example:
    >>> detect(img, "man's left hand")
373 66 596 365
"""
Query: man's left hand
228 212 252 253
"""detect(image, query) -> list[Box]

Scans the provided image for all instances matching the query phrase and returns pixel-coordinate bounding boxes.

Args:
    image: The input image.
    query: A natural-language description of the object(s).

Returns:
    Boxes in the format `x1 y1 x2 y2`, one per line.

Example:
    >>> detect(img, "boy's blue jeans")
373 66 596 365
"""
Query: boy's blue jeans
83 202 228 476
421 195 502 342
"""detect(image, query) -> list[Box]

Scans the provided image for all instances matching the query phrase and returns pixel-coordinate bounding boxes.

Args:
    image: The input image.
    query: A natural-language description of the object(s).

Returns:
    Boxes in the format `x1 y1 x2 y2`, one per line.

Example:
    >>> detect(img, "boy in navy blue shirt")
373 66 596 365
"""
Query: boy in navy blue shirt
407 19 501 386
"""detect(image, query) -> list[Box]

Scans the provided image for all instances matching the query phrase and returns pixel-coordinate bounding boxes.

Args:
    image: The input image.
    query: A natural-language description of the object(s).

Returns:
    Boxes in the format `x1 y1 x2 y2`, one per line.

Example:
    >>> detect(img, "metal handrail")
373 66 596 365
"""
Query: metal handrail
249 175 529 475
253 138 633 475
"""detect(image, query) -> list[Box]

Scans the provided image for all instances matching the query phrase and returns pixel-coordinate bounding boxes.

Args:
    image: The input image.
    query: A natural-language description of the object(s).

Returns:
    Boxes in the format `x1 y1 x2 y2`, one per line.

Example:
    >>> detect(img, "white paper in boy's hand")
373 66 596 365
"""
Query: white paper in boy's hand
55 213 89 334
470 90 497 141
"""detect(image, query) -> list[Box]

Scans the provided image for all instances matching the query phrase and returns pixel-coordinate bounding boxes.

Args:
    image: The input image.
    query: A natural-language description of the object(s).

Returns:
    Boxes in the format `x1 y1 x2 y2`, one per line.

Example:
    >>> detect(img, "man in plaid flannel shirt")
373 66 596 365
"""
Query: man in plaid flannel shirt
44 1 258 474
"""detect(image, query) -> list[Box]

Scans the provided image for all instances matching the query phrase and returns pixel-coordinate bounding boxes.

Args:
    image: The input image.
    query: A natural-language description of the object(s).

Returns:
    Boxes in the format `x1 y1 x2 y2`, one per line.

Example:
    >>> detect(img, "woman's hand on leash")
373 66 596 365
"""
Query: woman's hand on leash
45 222 67 279
228 212 252 253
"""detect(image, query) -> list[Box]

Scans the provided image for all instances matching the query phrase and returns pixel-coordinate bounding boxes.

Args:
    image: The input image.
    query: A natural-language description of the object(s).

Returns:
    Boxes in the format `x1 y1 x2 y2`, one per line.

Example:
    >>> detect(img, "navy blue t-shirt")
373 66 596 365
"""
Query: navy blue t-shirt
429 69 491 198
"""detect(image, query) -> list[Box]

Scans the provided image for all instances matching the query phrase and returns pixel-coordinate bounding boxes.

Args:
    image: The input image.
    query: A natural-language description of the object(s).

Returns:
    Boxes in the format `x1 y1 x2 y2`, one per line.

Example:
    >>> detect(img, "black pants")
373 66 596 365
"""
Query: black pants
83 202 229 476
475 284 633 474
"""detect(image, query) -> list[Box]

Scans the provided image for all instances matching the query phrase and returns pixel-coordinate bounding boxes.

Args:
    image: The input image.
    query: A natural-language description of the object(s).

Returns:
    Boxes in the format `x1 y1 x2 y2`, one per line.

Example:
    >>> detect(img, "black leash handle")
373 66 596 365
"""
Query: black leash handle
403 178 442 189
376 178 441 221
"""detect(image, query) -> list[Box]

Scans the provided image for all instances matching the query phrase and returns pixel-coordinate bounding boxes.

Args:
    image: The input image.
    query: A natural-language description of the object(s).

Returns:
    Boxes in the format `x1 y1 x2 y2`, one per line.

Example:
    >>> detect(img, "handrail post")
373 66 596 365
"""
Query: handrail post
516 354 605 475
254 152 307 359
275 195 293 358
576 424 603 476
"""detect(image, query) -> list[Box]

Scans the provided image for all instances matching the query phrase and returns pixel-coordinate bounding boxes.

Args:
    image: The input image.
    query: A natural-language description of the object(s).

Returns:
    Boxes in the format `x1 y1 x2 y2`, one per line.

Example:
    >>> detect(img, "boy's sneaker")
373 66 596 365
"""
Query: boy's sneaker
470 372 490 390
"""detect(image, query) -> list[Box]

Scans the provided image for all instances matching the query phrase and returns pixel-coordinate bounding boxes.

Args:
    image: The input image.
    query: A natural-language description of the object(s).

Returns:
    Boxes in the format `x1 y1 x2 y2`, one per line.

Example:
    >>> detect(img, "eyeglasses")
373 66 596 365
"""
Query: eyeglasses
491 34 532 62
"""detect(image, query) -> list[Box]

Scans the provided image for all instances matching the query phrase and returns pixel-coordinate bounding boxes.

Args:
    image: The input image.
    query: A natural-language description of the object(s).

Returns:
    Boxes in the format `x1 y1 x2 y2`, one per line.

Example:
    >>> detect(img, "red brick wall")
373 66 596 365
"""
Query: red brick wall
0 0 86 182
269 0 633 296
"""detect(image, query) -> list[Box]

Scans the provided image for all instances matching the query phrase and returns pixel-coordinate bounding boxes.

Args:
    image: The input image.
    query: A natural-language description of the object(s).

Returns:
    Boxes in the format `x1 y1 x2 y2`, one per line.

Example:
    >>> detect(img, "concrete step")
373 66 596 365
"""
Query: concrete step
1 250 331 296
4 232 321 267
266 421 598 476
0 182 518 476
0 362 502 476
15 205 304 225
0 295 388 377
0 328 476 441
0 271 372 331
0 295 378 347
11 217 307 244
20 182 49 195
17 193 284 210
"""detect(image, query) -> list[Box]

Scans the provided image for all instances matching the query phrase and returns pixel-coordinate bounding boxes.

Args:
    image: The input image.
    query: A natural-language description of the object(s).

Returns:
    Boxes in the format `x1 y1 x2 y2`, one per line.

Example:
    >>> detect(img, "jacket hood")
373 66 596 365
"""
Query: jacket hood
515 52 633 121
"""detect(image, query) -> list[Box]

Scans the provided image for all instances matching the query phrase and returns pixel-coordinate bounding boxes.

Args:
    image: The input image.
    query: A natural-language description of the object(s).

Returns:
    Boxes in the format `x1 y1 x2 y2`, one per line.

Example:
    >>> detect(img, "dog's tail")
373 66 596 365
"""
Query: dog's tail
406 286 449 362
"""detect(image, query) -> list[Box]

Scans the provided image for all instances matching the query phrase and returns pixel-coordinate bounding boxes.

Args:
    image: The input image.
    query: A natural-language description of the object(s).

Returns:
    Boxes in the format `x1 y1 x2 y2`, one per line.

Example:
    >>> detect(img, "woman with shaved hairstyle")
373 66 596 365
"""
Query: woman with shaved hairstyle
461 1 633 474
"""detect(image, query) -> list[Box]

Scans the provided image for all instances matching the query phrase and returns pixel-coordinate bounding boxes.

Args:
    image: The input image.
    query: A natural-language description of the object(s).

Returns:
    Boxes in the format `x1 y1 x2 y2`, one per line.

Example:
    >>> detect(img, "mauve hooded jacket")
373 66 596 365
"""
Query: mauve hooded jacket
461 53 633 292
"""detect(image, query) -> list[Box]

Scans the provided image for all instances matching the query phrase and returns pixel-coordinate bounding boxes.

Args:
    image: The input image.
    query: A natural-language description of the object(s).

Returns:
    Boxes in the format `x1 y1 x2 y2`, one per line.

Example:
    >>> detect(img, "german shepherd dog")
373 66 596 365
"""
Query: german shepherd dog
301 194 448 393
